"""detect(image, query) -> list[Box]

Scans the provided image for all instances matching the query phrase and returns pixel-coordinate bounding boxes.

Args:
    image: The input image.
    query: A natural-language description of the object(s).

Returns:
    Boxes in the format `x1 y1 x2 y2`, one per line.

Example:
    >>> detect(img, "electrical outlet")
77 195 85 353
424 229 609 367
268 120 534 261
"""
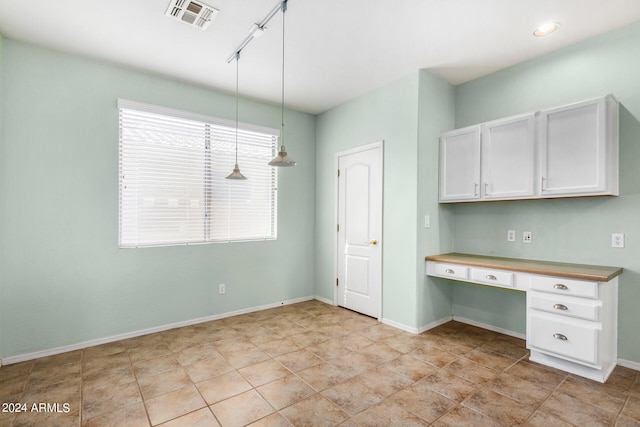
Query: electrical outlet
523 231 532 243
507 230 516 242
612 233 625 248
218 284 226 295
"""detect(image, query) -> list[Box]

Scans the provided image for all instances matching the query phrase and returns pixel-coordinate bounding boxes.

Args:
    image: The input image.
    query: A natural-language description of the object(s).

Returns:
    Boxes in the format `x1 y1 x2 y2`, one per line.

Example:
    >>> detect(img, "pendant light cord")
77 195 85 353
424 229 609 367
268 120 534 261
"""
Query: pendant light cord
280 0 286 147
235 51 240 164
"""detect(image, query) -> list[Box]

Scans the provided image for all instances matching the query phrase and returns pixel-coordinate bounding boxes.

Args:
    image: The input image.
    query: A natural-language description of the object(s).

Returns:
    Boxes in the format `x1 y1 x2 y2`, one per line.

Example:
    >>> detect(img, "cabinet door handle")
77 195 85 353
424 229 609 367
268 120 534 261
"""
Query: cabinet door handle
474 183 479 197
486 274 497 280
553 284 569 290
541 177 546 192
553 333 568 341
445 269 455 274
484 182 489 196
553 304 568 311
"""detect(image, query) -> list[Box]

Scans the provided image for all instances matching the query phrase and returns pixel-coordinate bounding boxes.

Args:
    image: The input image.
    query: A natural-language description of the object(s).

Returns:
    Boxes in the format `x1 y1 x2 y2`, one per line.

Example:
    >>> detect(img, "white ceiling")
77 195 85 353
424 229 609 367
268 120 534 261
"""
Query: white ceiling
1 0 639 114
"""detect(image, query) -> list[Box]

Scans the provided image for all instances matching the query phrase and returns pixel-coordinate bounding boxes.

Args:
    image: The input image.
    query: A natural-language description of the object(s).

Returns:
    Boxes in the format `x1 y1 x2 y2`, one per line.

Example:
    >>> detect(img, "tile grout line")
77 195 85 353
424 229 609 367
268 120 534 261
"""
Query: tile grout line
79 348 84 426
127 341 154 427
9 304 639 427
426 334 528 425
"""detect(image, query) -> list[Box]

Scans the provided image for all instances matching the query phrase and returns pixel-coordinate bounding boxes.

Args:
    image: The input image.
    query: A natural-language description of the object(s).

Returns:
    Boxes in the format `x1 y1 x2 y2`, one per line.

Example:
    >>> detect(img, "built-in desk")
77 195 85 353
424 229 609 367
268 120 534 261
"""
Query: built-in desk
425 253 623 383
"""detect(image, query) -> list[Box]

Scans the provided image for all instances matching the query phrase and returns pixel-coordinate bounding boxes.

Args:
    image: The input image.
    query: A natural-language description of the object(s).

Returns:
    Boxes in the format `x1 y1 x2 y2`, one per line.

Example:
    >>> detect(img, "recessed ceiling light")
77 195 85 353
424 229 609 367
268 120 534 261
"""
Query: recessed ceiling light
533 22 560 37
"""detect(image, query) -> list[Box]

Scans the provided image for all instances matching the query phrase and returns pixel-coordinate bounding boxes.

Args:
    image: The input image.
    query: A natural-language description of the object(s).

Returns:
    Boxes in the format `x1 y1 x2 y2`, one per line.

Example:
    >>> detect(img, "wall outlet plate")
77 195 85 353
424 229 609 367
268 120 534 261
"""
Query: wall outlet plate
218 284 226 294
523 231 532 243
612 233 625 248
507 230 516 242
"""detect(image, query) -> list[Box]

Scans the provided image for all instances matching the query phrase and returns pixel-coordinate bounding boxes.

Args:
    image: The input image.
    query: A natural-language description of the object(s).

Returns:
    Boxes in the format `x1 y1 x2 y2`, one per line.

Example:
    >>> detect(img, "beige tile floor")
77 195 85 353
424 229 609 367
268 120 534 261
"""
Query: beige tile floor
1 300 639 426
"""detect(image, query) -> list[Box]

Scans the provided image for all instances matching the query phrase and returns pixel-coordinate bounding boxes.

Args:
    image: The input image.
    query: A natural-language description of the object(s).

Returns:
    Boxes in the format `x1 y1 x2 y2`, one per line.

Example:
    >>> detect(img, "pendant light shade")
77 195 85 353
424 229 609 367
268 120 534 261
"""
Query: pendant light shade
226 163 247 179
269 0 296 167
226 51 247 180
268 145 296 167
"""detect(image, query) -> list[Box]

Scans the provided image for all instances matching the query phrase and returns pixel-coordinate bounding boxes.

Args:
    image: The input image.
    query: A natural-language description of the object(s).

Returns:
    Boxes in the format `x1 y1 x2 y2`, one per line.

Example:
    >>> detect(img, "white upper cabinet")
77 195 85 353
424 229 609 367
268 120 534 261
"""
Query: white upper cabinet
439 126 481 202
538 95 619 198
481 114 536 200
439 95 619 203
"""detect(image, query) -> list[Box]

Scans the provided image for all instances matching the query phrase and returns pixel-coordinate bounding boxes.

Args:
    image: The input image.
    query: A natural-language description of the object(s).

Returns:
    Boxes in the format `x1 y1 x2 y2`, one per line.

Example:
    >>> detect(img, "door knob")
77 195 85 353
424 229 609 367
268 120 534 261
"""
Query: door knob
365 239 378 245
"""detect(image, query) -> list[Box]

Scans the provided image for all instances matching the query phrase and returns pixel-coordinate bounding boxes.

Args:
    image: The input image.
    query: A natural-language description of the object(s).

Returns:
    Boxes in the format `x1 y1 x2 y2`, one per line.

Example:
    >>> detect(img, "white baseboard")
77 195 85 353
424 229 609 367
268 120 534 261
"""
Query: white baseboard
5 297 638 374
417 316 454 334
314 295 334 306
381 318 421 334
452 316 526 340
617 358 640 372
1 296 315 366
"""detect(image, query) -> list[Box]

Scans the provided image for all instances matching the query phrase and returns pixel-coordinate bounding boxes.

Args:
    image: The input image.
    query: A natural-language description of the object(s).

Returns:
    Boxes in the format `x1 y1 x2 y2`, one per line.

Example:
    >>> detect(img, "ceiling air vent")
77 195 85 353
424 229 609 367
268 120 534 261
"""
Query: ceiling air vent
165 0 219 30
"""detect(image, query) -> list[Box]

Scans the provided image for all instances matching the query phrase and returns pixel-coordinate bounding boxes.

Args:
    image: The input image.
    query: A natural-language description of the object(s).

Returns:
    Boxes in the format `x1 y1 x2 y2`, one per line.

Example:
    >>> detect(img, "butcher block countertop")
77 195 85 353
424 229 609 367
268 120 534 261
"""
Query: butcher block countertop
425 253 623 282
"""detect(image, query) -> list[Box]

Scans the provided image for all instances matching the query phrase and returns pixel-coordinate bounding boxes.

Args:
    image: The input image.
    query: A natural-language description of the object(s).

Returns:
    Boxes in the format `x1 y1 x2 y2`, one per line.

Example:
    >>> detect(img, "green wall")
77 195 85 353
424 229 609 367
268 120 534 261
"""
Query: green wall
314 70 456 331
3 19 640 367
315 73 421 328
0 33 5 362
417 70 455 329
451 22 640 361
0 39 316 359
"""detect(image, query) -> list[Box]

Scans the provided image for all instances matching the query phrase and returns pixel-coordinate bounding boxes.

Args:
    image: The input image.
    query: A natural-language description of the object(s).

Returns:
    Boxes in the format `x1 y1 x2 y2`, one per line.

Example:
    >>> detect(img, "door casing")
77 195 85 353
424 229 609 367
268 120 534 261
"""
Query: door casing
333 140 384 320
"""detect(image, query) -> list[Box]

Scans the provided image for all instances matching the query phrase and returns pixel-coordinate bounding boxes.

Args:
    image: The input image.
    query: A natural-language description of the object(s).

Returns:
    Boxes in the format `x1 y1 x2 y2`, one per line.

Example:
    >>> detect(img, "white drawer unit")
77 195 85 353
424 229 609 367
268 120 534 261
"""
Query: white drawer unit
470 267 514 288
529 293 600 321
432 263 468 280
425 253 622 383
530 275 598 299
527 276 618 383
528 312 599 365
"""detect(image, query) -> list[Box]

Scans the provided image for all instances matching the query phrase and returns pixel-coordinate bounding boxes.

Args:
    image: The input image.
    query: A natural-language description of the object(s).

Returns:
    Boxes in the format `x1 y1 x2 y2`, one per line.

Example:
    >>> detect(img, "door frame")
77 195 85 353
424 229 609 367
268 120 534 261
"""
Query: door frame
333 140 384 320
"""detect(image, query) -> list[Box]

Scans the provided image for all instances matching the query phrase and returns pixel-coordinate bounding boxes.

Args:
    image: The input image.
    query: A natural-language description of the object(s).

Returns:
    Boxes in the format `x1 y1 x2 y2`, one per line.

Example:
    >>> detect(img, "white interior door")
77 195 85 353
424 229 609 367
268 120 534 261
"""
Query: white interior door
336 142 383 318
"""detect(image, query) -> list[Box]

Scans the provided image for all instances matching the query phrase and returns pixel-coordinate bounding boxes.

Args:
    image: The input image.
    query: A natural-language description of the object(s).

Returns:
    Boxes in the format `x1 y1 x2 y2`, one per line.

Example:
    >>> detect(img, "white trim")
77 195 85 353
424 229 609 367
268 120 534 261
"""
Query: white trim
334 140 384 320
452 316 526 340
417 316 454 334
1 296 314 366
617 358 640 372
381 318 420 334
529 349 615 383
117 98 280 137
314 295 334 306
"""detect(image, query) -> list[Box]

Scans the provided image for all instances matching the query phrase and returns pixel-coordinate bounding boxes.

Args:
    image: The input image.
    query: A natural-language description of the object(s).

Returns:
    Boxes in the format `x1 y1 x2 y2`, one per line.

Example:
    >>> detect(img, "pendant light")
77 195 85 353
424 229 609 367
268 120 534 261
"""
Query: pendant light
226 51 248 180
269 0 296 167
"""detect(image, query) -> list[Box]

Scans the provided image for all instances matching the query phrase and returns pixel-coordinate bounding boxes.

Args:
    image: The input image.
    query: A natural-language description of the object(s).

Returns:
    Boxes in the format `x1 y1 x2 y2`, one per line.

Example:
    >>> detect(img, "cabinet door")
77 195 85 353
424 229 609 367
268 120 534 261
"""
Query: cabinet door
481 114 536 200
538 96 618 197
439 126 480 202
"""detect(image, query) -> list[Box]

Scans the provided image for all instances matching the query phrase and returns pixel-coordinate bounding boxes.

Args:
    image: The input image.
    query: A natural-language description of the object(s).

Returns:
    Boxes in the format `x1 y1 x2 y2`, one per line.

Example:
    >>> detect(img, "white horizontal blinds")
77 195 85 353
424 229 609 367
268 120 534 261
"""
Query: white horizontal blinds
209 130 278 241
120 109 209 247
118 100 278 248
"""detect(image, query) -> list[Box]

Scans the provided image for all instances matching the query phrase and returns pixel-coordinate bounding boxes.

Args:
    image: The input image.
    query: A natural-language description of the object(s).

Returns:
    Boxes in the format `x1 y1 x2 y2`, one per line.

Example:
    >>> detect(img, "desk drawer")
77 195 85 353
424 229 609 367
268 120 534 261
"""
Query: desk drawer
433 263 468 280
529 313 599 366
530 275 599 299
529 293 600 321
471 268 513 288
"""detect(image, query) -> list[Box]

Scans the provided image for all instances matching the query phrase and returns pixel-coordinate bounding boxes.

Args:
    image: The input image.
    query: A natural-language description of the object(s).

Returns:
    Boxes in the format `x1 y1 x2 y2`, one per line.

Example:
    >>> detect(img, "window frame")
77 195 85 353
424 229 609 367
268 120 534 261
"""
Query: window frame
118 99 280 248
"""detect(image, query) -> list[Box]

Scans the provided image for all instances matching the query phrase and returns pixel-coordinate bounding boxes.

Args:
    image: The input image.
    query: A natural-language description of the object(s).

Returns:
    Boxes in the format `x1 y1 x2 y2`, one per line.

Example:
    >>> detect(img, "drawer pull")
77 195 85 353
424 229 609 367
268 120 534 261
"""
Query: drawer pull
445 269 455 274
553 333 568 341
486 274 497 280
553 284 569 290
553 304 568 311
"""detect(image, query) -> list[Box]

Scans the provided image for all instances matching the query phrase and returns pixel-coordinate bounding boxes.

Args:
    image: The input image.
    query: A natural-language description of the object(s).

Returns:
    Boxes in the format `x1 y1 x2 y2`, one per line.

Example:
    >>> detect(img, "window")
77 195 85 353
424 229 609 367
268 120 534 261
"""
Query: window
118 99 278 248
